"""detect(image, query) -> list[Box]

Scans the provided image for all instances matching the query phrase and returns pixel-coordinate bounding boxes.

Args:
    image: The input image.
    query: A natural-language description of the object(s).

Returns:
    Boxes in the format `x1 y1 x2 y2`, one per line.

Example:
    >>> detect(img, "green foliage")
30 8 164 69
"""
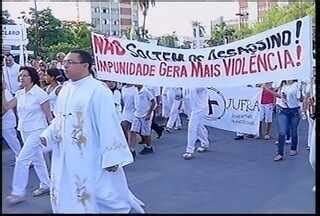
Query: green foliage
46 43 75 61
20 7 92 61
209 22 236 46
157 33 178 48
235 2 315 39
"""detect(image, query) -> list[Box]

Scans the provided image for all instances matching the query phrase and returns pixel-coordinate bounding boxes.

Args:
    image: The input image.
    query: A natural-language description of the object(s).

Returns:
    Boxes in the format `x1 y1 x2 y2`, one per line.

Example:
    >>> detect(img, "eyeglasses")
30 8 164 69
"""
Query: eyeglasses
62 60 85 66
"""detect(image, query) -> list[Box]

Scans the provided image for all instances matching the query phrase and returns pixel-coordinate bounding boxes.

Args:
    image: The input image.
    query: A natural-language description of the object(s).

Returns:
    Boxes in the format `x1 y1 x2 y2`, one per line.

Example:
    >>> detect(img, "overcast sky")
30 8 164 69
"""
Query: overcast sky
3 1 239 37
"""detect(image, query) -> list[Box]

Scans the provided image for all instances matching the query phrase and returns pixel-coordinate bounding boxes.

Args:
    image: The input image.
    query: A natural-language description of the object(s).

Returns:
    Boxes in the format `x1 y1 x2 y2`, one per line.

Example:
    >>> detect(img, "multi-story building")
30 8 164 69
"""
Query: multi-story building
90 0 139 37
236 0 296 26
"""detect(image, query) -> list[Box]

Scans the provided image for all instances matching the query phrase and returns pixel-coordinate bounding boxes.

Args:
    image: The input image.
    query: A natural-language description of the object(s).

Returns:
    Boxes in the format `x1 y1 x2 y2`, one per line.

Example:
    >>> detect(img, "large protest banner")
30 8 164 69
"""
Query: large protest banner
92 16 312 88
204 87 262 134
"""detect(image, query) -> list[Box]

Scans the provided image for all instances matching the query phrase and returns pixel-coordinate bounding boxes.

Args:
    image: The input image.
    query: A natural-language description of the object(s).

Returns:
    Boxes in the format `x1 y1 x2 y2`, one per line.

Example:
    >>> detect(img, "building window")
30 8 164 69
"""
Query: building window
111 8 118 14
95 7 99 13
120 8 131 15
103 19 109 24
102 8 107 13
114 20 118 25
113 31 117 36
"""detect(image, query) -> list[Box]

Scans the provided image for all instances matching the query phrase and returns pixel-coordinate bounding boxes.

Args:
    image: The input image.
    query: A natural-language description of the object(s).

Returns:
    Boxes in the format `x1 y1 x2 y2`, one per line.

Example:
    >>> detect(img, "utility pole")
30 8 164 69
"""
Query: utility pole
34 0 39 58
76 0 80 23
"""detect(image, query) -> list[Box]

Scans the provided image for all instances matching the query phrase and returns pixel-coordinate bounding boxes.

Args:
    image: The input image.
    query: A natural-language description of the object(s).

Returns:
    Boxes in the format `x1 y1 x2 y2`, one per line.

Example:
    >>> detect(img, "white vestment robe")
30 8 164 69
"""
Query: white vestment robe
41 76 144 213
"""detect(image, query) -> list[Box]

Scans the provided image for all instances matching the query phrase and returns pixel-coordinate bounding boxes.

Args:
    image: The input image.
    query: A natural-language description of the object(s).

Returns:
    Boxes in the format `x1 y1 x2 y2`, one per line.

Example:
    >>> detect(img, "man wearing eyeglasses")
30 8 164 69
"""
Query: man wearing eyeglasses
40 50 145 213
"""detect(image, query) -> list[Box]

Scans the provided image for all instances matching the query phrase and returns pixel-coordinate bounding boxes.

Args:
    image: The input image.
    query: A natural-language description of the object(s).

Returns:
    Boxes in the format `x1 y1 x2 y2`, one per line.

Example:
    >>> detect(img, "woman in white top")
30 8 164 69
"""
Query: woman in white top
44 68 64 117
3 66 54 204
2 80 21 159
265 79 303 161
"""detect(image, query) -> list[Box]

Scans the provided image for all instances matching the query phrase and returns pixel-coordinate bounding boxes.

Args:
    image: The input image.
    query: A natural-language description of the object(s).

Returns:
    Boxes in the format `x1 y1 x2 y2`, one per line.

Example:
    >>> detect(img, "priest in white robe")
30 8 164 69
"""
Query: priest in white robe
40 50 145 213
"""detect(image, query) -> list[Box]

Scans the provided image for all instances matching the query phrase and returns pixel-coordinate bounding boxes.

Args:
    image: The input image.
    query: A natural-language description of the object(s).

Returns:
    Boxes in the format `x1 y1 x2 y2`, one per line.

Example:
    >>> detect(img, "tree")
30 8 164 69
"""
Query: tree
138 0 155 39
46 21 92 61
209 22 236 46
2 10 15 24
157 33 178 48
21 8 66 58
235 2 315 39
20 7 92 61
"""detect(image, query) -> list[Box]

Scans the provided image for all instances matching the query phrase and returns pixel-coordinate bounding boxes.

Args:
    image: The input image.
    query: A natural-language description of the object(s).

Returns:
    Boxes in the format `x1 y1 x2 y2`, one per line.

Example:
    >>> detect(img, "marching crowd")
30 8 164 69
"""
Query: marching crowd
1 50 316 212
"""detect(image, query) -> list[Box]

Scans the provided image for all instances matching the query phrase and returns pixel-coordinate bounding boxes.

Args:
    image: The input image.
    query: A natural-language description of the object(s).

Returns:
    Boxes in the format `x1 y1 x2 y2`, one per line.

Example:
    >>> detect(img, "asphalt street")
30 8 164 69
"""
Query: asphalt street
1 116 315 213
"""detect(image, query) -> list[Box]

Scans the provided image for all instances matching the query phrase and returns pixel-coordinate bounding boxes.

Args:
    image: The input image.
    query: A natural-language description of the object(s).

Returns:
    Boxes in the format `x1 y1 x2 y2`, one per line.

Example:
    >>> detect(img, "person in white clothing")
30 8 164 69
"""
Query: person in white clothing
40 50 144 213
131 85 156 155
44 68 64 117
121 84 138 145
183 88 210 160
103 80 122 116
3 54 21 95
161 87 175 120
56 52 66 70
2 80 21 159
302 77 315 151
182 88 192 118
166 87 183 132
3 66 54 205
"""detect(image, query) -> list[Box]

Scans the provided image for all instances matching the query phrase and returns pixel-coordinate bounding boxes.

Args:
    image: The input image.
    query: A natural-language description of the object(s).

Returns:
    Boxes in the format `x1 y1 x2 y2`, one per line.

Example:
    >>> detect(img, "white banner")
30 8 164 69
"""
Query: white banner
2 24 27 45
203 87 262 134
92 16 312 87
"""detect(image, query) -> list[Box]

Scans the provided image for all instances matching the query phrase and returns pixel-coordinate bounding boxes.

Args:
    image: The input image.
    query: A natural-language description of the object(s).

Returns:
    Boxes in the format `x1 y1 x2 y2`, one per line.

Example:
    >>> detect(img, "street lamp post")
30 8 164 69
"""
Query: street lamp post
235 12 249 31
34 0 39 58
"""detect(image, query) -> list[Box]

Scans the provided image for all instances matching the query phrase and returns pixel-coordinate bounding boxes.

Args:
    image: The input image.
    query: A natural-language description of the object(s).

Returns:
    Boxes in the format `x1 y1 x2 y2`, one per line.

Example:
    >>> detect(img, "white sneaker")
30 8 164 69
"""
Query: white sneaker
32 187 50 197
196 146 209 153
285 139 292 144
6 194 26 205
264 135 271 140
182 152 193 160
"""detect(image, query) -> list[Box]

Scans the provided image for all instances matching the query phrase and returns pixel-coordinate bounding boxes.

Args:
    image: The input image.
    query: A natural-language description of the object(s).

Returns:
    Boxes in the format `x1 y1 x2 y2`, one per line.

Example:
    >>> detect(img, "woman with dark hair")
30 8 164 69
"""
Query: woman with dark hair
264 79 303 161
3 66 53 204
37 60 48 89
45 68 64 116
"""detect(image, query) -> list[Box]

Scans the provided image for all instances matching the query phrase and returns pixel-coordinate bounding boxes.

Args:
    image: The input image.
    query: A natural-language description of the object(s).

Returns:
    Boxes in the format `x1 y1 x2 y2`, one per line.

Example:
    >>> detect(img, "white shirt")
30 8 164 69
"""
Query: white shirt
2 89 17 129
183 88 191 99
46 84 62 116
134 87 155 118
3 63 21 95
15 85 49 132
121 85 137 122
277 82 301 108
190 87 209 112
173 87 183 101
113 89 122 113
146 86 161 97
